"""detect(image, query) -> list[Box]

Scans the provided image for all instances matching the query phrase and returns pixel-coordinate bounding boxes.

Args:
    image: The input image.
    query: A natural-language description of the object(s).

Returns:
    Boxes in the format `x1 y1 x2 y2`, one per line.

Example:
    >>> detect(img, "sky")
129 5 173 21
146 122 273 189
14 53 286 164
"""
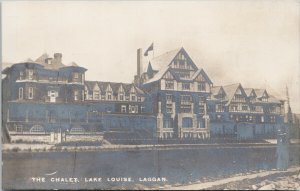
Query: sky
2 0 300 113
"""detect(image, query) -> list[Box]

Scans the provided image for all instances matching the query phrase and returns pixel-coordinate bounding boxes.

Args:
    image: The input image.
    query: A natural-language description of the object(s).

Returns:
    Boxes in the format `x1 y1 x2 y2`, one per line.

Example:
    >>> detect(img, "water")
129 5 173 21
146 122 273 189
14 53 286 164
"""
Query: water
3 146 299 190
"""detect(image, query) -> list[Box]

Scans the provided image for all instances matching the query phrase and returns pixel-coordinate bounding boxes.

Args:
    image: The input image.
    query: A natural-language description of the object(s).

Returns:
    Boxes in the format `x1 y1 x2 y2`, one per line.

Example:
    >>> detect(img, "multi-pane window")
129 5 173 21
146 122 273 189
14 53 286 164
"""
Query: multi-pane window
164 118 172 128
182 117 193 128
119 94 124 101
28 87 34 99
74 72 79 79
234 94 245 102
93 90 100 100
242 105 248 111
107 93 112 100
19 71 24 80
270 116 276 123
262 97 268 102
198 83 206 91
166 104 173 113
199 96 206 114
165 80 174 90
19 87 23 100
28 69 33 80
129 105 138 113
137 96 141 102
166 94 173 103
182 83 190 90
181 105 192 113
74 90 79 100
216 104 224 112
181 95 191 105
121 105 126 113
131 94 136 101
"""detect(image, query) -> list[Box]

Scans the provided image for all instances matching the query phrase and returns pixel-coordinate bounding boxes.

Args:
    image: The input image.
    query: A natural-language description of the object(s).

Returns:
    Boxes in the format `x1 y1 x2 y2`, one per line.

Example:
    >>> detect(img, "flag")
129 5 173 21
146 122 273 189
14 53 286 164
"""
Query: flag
144 43 154 56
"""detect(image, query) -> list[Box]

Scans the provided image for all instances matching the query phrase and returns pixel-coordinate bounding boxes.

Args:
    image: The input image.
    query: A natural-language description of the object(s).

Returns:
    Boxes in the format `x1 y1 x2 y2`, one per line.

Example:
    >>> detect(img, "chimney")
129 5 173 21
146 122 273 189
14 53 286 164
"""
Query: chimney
54 53 62 64
137 48 143 77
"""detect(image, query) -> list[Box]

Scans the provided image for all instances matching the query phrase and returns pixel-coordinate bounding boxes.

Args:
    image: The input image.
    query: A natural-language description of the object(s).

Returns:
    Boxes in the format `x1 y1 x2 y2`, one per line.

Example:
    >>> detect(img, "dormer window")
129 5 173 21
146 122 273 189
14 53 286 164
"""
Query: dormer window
28 69 33 80
74 72 79 79
19 71 24 80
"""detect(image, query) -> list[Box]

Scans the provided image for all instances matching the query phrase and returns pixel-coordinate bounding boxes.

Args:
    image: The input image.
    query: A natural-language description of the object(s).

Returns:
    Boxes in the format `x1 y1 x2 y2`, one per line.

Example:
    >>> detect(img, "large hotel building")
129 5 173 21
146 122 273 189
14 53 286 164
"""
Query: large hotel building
2 47 286 143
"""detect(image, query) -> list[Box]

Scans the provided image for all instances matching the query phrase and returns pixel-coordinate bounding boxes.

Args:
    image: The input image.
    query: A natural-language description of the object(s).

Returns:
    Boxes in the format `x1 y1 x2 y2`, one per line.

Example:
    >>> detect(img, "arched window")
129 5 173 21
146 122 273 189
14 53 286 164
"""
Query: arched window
30 125 45 133
19 87 23 100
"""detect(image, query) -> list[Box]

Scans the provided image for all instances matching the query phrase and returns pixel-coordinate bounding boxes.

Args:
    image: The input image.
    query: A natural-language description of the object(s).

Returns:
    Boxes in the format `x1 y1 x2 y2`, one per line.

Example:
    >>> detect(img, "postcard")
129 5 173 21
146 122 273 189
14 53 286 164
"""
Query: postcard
2 0 300 190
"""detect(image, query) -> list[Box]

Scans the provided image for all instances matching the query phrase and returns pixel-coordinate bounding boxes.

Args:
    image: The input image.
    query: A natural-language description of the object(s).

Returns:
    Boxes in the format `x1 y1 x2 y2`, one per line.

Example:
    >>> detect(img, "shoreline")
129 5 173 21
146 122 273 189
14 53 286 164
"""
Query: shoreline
4 142 300 154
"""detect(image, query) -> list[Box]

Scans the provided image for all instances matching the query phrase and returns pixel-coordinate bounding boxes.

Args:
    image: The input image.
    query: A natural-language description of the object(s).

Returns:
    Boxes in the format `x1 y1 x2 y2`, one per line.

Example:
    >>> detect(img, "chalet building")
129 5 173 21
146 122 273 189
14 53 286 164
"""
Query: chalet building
134 47 286 140
136 48 212 139
2 47 287 143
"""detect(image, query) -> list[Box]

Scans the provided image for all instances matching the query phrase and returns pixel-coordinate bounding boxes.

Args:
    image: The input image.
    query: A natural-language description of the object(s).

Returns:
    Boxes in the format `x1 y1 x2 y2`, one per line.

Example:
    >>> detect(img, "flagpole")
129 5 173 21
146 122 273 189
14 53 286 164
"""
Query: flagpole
152 42 154 58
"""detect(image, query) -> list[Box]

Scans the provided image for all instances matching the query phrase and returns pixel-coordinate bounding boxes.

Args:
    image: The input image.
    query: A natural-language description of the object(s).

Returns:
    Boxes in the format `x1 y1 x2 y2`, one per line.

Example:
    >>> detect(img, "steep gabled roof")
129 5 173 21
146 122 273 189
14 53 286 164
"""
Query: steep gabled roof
85 81 97 91
211 86 221 96
244 88 256 97
149 48 182 70
254 89 268 98
191 68 213 84
85 81 145 95
223 83 246 104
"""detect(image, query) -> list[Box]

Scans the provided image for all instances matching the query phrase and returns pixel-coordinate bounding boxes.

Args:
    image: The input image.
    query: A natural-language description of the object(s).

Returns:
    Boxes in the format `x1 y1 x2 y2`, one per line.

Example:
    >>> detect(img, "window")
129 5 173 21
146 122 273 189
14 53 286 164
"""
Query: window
216 104 224 112
198 83 206 92
242 105 248 111
181 95 191 105
166 104 173 113
119 93 124 101
30 125 45 133
165 80 174 90
19 71 24 80
74 72 79 79
181 105 192 113
107 93 112 100
15 124 23 132
131 95 136 101
137 96 141 102
261 116 264 123
74 90 79 101
262 97 268 102
70 126 85 133
182 117 193 128
28 69 33 80
129 105 138 113
164 118 172 128
198 120 205 128
166 94 173 103
19 87 23 100
141 106 145 113
121 105 127 113
270 116 276 123
182 83 190 90
28 87 34 99
93 90 100 100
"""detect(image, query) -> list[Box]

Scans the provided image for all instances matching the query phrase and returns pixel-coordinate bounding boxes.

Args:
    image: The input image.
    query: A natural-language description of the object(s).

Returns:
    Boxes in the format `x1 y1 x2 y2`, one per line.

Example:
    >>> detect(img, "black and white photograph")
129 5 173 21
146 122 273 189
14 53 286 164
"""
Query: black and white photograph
1 0 300 190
